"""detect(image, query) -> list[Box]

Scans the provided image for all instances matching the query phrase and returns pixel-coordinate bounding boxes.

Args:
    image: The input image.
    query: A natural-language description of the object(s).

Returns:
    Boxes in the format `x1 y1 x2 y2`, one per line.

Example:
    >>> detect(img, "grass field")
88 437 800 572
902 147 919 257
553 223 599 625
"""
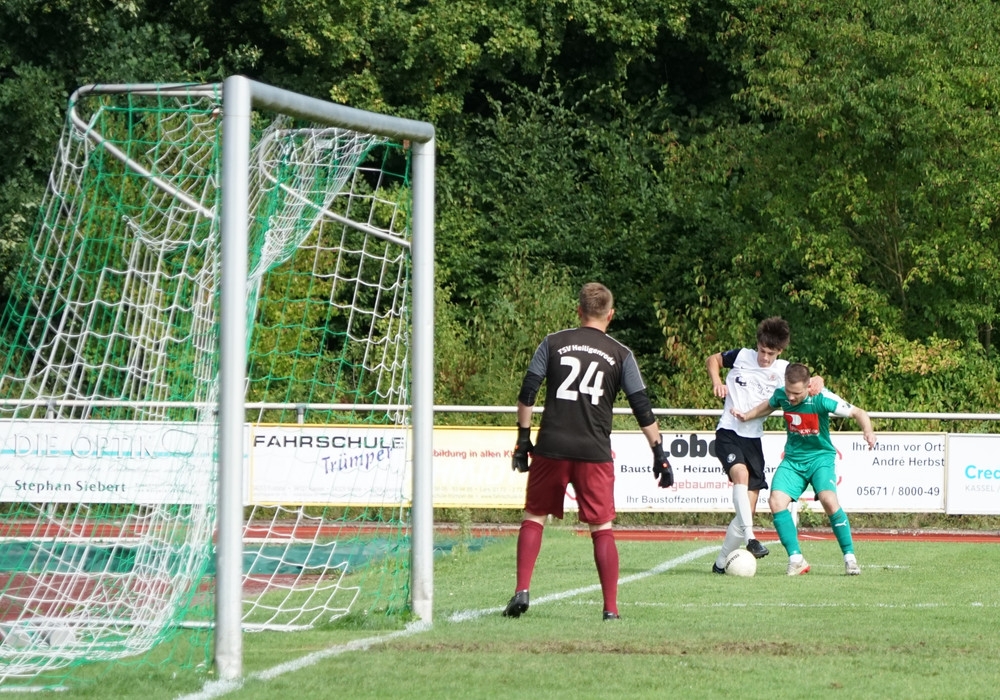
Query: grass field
21 526 1000 699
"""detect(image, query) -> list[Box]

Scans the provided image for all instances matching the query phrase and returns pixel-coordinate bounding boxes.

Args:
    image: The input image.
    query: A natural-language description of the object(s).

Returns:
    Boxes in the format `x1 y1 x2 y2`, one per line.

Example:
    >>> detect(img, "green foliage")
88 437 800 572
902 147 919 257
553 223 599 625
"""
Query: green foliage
437 76 698 374
716 0 1000 370
0 2 216 297
434 256 576 422
4 0 1000 416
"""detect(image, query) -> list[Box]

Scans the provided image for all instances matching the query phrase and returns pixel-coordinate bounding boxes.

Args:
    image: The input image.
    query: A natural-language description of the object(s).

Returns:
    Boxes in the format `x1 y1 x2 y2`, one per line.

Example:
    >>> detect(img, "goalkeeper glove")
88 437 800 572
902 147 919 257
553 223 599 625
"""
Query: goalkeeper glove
651 440 674 488
512 426 533 473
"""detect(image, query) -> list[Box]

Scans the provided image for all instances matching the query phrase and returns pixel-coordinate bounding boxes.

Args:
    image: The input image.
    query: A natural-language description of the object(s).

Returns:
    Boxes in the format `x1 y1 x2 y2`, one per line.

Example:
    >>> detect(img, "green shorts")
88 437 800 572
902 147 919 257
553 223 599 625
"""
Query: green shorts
770 458 839 501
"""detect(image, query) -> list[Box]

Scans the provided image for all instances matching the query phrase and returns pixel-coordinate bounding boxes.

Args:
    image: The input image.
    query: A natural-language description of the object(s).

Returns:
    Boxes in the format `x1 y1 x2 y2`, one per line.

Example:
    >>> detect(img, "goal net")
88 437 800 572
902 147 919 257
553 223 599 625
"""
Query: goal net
0 81 433 688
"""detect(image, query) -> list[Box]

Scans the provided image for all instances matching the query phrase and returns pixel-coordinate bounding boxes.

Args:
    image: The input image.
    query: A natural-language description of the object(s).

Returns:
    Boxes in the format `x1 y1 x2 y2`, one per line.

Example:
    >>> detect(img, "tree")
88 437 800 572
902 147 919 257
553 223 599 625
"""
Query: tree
0 1 215 293
5 0 1000 415
681 0 1000 410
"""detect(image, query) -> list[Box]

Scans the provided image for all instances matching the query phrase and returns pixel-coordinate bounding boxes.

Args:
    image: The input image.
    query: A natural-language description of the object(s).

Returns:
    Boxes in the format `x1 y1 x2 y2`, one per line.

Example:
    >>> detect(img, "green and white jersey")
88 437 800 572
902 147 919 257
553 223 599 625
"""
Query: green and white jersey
768 387 855 466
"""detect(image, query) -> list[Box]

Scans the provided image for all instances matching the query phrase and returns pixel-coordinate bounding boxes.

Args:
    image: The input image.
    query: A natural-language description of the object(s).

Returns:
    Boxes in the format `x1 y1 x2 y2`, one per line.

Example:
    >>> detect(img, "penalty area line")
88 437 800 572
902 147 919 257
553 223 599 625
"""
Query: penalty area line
180 544 716 699
448 543 718 623
177 621 432 700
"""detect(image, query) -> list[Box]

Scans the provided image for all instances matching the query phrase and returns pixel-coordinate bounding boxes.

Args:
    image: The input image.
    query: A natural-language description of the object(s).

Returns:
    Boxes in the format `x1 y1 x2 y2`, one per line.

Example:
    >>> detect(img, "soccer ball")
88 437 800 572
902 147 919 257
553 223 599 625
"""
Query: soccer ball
43 624 77 648
724 549 757 577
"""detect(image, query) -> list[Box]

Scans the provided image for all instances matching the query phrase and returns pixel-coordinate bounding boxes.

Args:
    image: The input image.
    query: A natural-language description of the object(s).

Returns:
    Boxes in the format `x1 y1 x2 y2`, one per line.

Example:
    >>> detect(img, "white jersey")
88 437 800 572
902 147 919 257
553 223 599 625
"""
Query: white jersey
715 348 788 438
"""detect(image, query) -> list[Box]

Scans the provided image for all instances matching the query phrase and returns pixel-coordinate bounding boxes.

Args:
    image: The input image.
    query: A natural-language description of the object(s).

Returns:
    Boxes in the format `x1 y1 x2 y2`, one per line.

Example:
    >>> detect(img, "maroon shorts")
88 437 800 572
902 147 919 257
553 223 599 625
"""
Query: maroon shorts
524 455 616 524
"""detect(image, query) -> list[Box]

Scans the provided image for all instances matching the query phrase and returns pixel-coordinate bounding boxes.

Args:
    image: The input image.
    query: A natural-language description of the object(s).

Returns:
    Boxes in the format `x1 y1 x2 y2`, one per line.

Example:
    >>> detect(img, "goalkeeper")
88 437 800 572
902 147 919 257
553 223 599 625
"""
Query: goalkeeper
503 282 671 621
733 363 877 576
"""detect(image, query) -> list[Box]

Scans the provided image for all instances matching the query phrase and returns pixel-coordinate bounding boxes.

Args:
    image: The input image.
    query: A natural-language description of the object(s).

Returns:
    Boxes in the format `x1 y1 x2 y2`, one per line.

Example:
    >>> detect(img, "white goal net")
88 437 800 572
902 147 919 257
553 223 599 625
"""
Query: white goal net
0 80 435 688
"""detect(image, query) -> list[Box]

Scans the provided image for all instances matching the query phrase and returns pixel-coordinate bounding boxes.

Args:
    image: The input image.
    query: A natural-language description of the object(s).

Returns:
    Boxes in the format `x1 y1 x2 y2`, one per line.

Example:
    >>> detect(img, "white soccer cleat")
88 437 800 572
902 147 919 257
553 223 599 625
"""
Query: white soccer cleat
845 559 861 576
786 558 811 576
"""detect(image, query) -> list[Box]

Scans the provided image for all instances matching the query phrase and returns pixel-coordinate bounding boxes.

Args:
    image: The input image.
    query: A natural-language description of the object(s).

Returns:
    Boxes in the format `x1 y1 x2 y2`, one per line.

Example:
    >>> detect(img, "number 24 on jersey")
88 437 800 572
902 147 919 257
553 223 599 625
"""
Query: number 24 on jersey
556 357 605 405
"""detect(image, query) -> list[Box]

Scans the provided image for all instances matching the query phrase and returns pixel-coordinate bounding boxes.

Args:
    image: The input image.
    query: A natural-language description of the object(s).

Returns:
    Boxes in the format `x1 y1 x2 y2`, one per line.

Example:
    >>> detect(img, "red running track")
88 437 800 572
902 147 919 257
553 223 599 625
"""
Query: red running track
448 524 1000 544
600 528 1000 544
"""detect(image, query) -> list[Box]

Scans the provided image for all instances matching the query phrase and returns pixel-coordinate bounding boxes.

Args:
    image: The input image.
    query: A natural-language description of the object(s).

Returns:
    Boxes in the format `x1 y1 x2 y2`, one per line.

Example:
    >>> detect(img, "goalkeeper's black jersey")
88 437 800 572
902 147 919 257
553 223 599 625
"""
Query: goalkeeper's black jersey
526 326 647 462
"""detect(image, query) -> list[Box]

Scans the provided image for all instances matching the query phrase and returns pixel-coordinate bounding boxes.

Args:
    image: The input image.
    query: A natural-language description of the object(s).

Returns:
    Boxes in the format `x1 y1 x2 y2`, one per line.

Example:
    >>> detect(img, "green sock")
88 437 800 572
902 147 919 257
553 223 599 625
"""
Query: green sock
773 508 801 557
829 508 854 555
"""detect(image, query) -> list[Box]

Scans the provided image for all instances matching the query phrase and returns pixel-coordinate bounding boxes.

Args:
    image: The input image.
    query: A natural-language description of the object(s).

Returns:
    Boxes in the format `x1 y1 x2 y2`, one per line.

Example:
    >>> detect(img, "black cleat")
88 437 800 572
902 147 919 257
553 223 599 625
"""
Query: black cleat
712 563 726 575
747 539 769 559
603 611 620 621
503 590 529 618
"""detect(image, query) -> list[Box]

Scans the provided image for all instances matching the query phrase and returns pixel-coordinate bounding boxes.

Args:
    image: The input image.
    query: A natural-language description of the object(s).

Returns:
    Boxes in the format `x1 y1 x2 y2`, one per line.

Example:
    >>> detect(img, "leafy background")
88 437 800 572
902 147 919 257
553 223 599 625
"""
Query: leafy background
2 0 999 422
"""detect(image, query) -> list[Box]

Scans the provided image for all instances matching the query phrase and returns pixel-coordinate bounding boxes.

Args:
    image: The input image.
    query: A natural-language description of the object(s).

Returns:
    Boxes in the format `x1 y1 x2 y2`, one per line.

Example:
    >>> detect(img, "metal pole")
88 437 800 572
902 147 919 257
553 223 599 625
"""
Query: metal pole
409 137 436 621
215 75 251 681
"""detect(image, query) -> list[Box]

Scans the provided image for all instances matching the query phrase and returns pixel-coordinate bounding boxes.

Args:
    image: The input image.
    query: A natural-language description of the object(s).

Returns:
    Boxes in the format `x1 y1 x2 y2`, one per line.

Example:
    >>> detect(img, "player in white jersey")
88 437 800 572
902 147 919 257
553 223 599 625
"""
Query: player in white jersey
706 317 822 573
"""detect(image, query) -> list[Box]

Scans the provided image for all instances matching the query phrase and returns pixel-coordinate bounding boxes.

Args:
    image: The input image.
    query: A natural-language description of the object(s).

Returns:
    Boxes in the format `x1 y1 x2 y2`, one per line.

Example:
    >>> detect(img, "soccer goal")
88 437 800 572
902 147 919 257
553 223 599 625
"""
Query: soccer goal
0 77 434 687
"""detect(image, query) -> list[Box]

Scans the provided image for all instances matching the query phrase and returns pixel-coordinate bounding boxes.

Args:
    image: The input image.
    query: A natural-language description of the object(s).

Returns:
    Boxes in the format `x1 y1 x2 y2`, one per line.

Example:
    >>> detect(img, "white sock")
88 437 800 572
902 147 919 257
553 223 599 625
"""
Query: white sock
844 553 857 563
732 484 755 543
789 553 804 564
715 519 744 568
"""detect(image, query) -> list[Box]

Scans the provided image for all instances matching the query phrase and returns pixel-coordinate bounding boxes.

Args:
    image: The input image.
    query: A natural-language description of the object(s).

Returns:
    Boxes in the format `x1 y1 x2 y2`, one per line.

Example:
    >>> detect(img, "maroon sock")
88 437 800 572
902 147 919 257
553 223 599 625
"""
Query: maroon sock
591 529 619 615
515 520 544 591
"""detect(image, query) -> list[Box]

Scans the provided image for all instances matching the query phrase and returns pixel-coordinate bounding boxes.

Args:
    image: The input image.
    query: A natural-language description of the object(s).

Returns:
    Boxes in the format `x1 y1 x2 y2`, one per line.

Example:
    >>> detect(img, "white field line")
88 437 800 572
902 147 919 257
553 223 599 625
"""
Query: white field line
449 544 717 622
176 622 433 700
177 543 717 700
645 601 997 609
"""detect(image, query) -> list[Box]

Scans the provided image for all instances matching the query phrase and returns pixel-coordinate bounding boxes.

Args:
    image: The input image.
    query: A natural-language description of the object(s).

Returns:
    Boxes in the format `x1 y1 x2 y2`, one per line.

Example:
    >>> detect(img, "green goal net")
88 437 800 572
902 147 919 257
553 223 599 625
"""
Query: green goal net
0 82 428 689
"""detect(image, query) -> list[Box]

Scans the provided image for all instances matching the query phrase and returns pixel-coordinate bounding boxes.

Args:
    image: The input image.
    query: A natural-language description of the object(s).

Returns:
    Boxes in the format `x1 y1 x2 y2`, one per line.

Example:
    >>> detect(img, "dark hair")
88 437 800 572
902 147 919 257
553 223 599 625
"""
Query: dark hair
785 362 810 385
757 316 790 351
579 282 613 319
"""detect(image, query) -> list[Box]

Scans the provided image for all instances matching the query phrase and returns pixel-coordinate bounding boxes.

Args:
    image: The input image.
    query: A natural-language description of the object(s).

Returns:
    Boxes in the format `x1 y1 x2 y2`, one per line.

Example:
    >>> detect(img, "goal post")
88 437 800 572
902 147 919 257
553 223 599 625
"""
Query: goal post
0 76 434 688
217 76 436 680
